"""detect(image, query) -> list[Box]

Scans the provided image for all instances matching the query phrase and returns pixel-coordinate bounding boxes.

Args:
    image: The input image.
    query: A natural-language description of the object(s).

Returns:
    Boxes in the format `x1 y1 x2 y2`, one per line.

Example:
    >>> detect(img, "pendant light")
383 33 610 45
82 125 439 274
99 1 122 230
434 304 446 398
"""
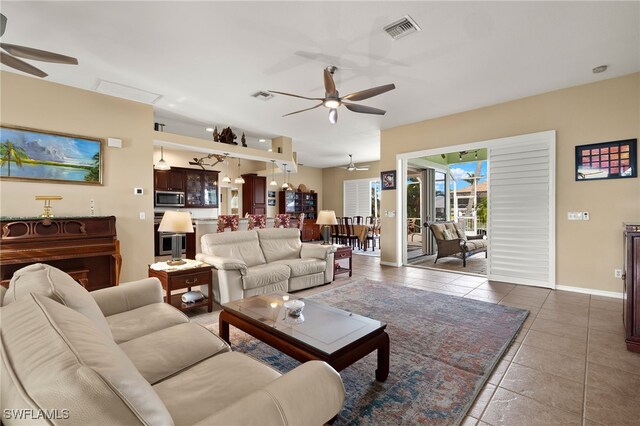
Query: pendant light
222 154 231 184
269 160 278 186
234 158 245 184
281 163 289 190
154 146 171 170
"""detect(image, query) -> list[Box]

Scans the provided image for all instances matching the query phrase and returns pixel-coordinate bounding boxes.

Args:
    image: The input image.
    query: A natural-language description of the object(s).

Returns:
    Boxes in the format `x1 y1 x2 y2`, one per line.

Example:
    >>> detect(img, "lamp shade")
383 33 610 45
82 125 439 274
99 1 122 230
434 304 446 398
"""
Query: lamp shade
158 211 194 233
316 210 338 225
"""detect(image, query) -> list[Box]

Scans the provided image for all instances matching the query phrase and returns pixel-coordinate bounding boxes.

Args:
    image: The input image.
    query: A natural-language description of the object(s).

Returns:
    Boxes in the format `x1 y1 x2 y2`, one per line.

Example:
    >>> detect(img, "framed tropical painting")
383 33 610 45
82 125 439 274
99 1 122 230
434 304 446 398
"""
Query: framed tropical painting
0 125 103 185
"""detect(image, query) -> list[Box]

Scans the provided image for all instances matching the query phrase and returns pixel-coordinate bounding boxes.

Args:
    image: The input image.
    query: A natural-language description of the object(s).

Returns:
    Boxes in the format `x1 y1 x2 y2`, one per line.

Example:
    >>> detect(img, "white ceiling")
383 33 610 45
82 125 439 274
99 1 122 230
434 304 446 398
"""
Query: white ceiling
1 1 638 168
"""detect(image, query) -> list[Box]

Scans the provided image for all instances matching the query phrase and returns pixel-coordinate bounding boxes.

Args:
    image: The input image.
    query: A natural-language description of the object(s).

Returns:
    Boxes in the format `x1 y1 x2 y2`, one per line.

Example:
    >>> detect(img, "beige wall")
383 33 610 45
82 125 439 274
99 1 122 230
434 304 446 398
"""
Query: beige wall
322 161 381 215
380 73 640 293
0 71 155 282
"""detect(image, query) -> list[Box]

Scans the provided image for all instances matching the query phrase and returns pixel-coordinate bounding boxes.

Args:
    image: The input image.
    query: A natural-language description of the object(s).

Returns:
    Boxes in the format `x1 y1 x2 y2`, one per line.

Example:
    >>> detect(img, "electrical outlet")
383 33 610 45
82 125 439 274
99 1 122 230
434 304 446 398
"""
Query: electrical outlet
582 211 590 221
614 269 623 279
139 212 145 220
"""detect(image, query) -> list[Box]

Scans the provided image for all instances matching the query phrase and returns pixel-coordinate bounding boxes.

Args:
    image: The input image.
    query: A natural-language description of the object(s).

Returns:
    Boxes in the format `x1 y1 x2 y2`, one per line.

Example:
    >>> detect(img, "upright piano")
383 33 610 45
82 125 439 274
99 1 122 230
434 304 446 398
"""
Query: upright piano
0 216 121 291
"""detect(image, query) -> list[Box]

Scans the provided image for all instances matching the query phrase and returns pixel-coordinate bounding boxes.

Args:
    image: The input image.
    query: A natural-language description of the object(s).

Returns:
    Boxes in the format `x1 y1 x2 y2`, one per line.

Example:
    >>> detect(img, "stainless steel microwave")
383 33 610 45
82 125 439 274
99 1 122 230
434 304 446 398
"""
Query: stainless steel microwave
155 191 185 207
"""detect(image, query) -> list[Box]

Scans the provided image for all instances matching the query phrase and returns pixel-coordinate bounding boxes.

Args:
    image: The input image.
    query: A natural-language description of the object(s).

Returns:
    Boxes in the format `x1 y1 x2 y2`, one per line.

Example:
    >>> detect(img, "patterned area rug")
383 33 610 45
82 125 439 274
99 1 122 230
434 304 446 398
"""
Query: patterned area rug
225 279 528 425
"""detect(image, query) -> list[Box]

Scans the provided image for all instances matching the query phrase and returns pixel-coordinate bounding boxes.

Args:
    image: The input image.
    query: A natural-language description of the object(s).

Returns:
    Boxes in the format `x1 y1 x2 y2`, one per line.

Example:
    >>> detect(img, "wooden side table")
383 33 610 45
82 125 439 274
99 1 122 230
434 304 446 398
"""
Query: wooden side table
334 246 352 279
148 263 213 312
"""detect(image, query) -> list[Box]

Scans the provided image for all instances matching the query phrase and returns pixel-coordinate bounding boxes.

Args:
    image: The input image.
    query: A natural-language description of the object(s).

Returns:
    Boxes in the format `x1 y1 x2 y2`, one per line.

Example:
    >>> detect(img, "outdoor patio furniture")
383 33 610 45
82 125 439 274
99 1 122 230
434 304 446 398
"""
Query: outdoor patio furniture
426 221 487 267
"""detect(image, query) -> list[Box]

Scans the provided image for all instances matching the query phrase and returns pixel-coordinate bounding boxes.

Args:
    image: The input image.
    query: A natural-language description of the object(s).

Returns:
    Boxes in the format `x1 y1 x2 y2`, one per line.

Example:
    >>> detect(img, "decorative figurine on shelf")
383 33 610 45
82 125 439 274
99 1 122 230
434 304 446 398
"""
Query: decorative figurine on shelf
212 126 220 142
218 127 237 145
241 132 247 147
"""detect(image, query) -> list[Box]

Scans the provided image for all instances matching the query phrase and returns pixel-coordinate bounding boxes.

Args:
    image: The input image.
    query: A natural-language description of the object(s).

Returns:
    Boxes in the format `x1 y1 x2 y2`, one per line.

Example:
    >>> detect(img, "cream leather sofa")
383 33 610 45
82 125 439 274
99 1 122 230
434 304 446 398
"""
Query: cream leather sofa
0 264 345 425
197 228 336 304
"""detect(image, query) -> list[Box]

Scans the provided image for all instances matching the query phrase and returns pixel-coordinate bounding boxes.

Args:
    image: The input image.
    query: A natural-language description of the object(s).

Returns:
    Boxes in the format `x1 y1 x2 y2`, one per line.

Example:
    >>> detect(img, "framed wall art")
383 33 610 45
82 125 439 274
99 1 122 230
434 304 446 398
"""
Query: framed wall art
381 170 396 190
575 139 637 181
268 191 276 198
0 125 103 185
268 199 276 206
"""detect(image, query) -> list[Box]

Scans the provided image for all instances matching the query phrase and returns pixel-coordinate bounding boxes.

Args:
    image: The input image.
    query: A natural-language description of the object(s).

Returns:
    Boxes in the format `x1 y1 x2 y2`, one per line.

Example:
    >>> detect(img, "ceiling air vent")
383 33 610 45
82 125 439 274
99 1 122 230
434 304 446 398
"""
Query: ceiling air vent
251 91 274 101
383 15 421 40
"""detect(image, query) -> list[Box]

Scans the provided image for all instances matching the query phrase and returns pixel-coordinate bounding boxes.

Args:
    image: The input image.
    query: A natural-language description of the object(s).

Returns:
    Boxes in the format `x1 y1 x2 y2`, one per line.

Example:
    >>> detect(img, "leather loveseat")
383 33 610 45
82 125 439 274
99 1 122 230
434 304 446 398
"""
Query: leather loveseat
197 228 336 304
0 263 345 425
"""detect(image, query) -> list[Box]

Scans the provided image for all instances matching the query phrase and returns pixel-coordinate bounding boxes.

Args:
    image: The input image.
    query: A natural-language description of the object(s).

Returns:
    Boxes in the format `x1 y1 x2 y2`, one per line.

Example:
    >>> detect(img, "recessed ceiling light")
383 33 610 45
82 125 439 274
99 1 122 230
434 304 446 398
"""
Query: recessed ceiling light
168 103 176 107
258 139 266 143
592 65 608 74
205 127 214 132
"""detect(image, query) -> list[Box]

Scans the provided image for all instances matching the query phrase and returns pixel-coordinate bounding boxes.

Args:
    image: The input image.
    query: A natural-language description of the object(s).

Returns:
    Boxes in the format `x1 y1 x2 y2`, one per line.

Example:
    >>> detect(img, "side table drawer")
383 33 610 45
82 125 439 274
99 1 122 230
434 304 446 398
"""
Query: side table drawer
170 271 211 289
336 250 350 259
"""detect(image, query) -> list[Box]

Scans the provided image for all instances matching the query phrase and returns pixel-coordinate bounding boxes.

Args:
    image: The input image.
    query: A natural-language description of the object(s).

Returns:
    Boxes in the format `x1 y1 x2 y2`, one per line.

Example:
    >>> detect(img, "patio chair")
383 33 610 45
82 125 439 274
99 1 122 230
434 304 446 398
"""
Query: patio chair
426 221 487 267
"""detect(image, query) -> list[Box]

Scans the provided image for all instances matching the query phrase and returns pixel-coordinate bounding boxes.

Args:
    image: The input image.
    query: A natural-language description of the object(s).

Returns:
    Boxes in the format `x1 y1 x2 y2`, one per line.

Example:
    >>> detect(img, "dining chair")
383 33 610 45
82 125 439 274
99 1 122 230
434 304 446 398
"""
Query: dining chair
247 214 266 230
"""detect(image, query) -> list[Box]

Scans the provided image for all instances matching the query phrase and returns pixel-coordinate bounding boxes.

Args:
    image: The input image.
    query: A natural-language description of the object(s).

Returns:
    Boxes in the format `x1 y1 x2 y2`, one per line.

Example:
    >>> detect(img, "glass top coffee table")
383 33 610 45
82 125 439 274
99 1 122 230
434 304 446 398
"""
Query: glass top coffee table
220 292 389 382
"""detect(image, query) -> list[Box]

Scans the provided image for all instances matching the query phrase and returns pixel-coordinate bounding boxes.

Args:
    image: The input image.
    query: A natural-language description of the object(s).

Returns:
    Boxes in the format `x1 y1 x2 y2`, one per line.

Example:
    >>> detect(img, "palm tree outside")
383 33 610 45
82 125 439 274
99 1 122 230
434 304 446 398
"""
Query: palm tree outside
0 141 29 176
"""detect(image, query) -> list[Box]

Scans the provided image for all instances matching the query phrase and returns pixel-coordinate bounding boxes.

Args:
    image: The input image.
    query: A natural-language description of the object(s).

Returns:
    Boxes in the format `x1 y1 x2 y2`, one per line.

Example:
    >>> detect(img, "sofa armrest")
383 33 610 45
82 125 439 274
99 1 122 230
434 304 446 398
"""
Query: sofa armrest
192 361 344 426
91 277 163 317
300 243 336 260
196 253 247 275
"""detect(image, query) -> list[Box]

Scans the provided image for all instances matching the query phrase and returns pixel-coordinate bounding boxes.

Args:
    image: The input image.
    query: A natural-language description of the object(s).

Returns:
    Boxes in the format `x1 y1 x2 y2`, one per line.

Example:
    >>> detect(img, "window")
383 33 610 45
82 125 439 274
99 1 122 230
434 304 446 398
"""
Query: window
344 178 381 217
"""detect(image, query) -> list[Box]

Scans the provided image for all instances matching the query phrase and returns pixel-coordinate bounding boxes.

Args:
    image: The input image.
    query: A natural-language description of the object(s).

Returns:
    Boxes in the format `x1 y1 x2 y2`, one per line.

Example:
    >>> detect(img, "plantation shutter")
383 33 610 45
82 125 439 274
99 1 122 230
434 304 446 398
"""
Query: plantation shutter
488 131 556 288
344 178 373 217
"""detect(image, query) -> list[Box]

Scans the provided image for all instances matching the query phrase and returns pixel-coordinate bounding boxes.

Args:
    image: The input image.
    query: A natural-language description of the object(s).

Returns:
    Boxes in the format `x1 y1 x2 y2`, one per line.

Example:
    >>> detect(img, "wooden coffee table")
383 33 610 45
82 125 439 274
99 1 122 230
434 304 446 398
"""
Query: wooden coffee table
219 292 389 381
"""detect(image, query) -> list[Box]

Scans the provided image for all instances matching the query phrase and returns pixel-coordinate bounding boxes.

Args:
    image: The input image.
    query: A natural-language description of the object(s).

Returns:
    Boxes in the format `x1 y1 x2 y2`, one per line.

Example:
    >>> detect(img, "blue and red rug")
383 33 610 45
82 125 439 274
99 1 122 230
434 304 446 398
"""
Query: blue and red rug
227 279 528 425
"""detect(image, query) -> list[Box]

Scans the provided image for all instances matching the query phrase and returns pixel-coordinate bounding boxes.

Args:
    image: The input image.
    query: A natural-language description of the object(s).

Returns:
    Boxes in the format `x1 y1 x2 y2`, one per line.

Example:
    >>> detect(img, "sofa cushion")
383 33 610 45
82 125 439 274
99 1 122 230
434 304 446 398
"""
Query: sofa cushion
257 228 302 263
242 263 290 290
273 258 326 278
464 239 487 251
107 303 189 344
4 263 112 338
1 294 173 426
201 230 266 267
153 352 280 426
120 323 230 384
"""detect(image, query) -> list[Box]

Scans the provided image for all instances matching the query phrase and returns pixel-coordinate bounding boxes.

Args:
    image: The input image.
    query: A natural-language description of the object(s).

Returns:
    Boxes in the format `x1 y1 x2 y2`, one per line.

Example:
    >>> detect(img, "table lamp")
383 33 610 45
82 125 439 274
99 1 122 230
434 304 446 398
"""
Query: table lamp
158 211 194 265
316 210 338 245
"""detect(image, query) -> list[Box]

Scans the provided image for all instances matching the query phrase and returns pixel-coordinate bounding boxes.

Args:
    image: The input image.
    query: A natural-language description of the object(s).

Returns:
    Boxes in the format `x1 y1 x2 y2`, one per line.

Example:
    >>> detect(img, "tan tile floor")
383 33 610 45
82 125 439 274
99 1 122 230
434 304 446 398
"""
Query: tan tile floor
191 254 640 425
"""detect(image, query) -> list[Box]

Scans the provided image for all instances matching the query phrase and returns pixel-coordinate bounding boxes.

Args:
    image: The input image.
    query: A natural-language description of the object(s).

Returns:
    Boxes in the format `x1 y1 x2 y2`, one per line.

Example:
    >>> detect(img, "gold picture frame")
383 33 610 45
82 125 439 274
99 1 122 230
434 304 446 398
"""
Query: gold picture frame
0 124 103 185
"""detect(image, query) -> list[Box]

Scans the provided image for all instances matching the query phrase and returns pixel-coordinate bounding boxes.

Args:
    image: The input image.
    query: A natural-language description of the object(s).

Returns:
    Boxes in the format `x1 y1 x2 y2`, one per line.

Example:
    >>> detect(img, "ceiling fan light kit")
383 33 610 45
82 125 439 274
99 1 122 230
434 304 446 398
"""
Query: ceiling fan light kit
0 14 78 78
342 154 370 172
270 66 395 124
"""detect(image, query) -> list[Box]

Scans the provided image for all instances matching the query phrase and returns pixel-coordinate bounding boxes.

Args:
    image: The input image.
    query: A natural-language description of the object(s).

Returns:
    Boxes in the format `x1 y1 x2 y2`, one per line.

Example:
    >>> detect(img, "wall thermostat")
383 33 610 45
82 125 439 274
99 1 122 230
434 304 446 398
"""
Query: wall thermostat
134 188 143 195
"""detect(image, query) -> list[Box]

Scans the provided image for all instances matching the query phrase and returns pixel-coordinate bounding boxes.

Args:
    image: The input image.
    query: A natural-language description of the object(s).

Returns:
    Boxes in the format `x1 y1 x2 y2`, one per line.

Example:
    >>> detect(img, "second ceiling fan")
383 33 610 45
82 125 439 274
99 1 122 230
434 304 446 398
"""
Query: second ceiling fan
270 66 395 124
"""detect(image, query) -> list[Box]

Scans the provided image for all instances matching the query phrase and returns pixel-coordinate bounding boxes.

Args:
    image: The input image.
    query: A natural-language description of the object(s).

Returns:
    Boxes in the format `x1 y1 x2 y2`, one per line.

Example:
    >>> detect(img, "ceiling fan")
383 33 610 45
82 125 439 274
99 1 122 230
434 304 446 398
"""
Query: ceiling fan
270 66 395 124
0 13 78 78
342 154 370 171
188 154 226 170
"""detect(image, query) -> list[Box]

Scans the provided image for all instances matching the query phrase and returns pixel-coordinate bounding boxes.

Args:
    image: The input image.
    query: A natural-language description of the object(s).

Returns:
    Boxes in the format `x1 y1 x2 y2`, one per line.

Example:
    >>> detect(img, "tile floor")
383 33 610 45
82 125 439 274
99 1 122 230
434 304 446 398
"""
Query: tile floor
191 254 640 425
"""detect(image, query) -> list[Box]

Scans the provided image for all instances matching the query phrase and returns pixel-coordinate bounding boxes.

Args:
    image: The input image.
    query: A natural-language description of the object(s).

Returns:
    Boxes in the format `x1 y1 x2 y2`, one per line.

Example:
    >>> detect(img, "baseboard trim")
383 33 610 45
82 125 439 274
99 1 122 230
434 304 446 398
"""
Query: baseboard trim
380 261 401 267
555 284 623 299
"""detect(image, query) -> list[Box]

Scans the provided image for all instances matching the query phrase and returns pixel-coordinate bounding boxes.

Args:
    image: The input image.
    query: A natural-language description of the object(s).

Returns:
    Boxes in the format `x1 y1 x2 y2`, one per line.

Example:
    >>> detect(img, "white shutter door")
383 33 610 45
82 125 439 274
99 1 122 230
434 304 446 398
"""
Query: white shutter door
488 131 555 288
344 179 372 217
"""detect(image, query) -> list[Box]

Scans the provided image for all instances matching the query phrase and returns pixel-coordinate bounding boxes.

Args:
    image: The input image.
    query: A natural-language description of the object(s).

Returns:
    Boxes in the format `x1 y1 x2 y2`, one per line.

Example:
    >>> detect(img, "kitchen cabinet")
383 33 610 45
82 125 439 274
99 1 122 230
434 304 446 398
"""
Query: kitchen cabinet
185 170 219 208
154 167 218 208
154 169 184 191
242 174 266 215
